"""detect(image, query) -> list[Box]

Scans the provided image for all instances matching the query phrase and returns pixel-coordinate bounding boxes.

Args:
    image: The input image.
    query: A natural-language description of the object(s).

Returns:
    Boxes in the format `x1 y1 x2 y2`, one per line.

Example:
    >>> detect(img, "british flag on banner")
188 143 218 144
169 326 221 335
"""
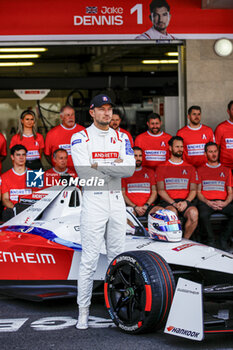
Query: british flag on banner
86 6 98 14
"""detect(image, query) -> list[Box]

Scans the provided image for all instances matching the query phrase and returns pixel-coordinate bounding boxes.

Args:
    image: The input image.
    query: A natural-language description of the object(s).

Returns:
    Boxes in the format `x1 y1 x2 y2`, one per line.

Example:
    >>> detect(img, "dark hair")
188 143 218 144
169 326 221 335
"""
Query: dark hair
204 142 218 153
147 112 161 123
20 109 36 120
60 105 75 114
150 0 170 12
10 144 27 155
132 146 143 153
53 148 68 159
168 136 183 147
188 105 201 115
227 100 233 110
112 108 123 119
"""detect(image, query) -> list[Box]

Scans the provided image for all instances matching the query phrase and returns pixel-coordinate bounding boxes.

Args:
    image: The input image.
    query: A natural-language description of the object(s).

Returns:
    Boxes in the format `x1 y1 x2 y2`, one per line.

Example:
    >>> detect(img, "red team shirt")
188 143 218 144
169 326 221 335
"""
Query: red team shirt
1 168 32 205
135 131 171 169
0 132 7 174
122 167 156 206
215 120 233 170
156 160 196 199
177 125 215 168
10 133 44 161
44 124 85 167
197 163 231 201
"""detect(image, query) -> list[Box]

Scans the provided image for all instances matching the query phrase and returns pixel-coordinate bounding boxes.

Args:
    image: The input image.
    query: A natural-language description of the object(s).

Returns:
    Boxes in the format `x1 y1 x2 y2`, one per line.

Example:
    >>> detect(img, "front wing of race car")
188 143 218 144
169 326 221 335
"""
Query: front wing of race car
165 278 233 340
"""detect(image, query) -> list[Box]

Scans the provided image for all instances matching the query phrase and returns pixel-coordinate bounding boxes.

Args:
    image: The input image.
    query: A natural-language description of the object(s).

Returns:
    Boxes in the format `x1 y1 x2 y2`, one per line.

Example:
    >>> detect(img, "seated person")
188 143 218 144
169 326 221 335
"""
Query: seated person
1 144 33 221
151 136 198 239
122 146 157 217
44 148 77 188
197 142 233 250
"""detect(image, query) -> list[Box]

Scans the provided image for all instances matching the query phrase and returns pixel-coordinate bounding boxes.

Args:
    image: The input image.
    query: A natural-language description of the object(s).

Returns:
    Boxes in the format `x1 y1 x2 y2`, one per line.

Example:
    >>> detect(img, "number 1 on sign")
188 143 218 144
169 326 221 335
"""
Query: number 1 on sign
130 4 143 24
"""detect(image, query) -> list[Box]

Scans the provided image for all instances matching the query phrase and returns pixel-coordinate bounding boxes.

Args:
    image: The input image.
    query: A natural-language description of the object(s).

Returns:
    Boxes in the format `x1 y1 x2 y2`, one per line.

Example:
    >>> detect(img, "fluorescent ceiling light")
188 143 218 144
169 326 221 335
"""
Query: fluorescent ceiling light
0 48 47 53
142 59 179 64
165 52 179 56
0 54 40 59
0 62 34 67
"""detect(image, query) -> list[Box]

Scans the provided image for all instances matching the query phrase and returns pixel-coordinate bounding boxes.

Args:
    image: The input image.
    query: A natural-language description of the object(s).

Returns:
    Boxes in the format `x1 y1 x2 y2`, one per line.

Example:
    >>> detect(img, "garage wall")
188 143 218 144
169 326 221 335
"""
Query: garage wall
186 39 233 131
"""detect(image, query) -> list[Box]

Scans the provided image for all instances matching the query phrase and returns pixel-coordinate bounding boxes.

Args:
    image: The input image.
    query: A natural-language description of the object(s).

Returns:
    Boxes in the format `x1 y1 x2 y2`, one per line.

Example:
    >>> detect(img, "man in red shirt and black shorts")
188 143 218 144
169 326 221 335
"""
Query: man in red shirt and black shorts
151 136 198 239
197 142 233 251
122 146 157 217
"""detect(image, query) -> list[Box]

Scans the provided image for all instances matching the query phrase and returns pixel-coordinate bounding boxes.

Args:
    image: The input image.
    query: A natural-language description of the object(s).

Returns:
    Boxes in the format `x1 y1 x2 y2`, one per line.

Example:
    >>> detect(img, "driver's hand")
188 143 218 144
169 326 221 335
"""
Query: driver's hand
114 158 123 163
91 162 98 169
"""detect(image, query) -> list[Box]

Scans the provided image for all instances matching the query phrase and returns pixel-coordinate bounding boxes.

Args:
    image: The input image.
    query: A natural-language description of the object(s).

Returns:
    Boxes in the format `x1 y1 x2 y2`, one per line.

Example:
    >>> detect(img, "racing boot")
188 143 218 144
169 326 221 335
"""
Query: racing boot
76 307 89 330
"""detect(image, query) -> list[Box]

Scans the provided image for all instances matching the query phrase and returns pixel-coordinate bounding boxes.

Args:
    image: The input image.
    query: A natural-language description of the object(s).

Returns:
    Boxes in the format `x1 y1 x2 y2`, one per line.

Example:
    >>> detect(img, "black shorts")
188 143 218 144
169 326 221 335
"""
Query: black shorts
159 198 197 216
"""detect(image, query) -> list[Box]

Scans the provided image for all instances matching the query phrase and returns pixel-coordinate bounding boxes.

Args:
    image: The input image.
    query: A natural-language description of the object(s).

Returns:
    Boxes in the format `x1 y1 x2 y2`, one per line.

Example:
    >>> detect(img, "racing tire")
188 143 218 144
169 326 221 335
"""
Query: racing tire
104 250 175 334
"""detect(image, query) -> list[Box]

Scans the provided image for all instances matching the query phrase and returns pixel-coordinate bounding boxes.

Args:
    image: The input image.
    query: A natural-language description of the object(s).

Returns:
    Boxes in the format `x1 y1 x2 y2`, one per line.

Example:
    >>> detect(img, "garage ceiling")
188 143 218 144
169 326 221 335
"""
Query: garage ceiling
0 42 181 98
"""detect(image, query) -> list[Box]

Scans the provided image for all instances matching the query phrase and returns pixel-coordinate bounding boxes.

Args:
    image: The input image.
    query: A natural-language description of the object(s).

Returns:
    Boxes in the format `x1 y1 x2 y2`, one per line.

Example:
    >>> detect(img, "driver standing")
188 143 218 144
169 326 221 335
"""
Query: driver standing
71 94 135 330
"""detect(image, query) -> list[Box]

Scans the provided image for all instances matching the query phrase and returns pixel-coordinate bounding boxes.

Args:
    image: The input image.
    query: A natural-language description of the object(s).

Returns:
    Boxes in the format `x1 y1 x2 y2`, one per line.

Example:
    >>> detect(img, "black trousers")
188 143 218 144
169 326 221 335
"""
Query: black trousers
198 200 233 244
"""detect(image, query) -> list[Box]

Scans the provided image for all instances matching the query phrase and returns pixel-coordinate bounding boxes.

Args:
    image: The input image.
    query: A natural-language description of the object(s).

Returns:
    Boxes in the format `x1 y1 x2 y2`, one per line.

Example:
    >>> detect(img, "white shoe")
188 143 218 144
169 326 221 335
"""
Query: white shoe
76 307 89 330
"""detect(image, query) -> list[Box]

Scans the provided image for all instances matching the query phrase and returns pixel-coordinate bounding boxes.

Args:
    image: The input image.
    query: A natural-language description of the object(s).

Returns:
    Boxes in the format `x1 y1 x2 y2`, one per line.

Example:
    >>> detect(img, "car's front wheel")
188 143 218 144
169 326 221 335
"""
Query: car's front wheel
104 250 175 334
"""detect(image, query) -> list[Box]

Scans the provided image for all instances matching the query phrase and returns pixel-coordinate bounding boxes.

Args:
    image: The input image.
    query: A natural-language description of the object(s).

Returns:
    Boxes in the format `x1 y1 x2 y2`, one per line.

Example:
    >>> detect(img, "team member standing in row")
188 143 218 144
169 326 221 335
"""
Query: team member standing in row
44 105 84 169
10 110 44 170
177 106 215 168
215 100 233 171
135 113 171 170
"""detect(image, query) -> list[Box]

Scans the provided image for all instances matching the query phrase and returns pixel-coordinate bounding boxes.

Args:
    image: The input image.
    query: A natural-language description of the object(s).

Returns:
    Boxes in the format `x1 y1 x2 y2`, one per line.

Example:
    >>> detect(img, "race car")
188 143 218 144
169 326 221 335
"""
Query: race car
0 185 232 341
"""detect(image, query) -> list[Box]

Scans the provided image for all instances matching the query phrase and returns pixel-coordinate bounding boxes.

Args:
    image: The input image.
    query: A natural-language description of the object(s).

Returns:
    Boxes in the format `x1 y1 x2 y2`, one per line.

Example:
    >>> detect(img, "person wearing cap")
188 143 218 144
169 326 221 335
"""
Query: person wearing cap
71 94 135 330
44 105 85 170
136 0 175 40
9 110 44 170
110 108 134 147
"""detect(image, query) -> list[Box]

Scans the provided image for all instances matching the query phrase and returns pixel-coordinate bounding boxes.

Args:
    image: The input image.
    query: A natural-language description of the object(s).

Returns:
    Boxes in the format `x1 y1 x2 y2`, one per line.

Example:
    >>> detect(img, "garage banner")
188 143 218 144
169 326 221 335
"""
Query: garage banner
0 0 232 41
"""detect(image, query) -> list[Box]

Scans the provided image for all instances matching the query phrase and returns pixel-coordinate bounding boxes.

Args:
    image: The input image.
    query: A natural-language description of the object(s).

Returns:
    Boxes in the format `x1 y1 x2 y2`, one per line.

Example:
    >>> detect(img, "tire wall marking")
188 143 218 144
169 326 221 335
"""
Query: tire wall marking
144 284 152 311
148 253 170 322
104 282 110 309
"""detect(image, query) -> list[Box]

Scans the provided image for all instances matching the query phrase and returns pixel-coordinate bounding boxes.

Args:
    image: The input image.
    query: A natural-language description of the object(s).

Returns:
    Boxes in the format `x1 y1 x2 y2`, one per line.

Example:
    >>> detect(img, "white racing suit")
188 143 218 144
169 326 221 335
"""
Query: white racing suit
71 124 135 307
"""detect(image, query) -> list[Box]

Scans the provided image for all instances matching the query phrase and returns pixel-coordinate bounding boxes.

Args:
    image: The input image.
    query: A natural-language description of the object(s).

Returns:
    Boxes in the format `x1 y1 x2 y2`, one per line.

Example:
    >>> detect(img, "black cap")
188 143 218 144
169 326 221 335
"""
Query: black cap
90 94 114 109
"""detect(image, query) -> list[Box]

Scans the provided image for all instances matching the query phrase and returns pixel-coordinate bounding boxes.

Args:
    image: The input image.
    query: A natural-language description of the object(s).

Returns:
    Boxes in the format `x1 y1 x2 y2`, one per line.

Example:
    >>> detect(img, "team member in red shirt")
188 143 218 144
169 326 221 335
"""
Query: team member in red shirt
122 146 157 216
197 142 233 250
177 105 215 168
0 132 7 174
110 108 134 147
135 113 171 170
44 149 76 188
1 144 32 221
10 110 44 170
151 136 198 239
215 100 233 170
44 105 85 169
